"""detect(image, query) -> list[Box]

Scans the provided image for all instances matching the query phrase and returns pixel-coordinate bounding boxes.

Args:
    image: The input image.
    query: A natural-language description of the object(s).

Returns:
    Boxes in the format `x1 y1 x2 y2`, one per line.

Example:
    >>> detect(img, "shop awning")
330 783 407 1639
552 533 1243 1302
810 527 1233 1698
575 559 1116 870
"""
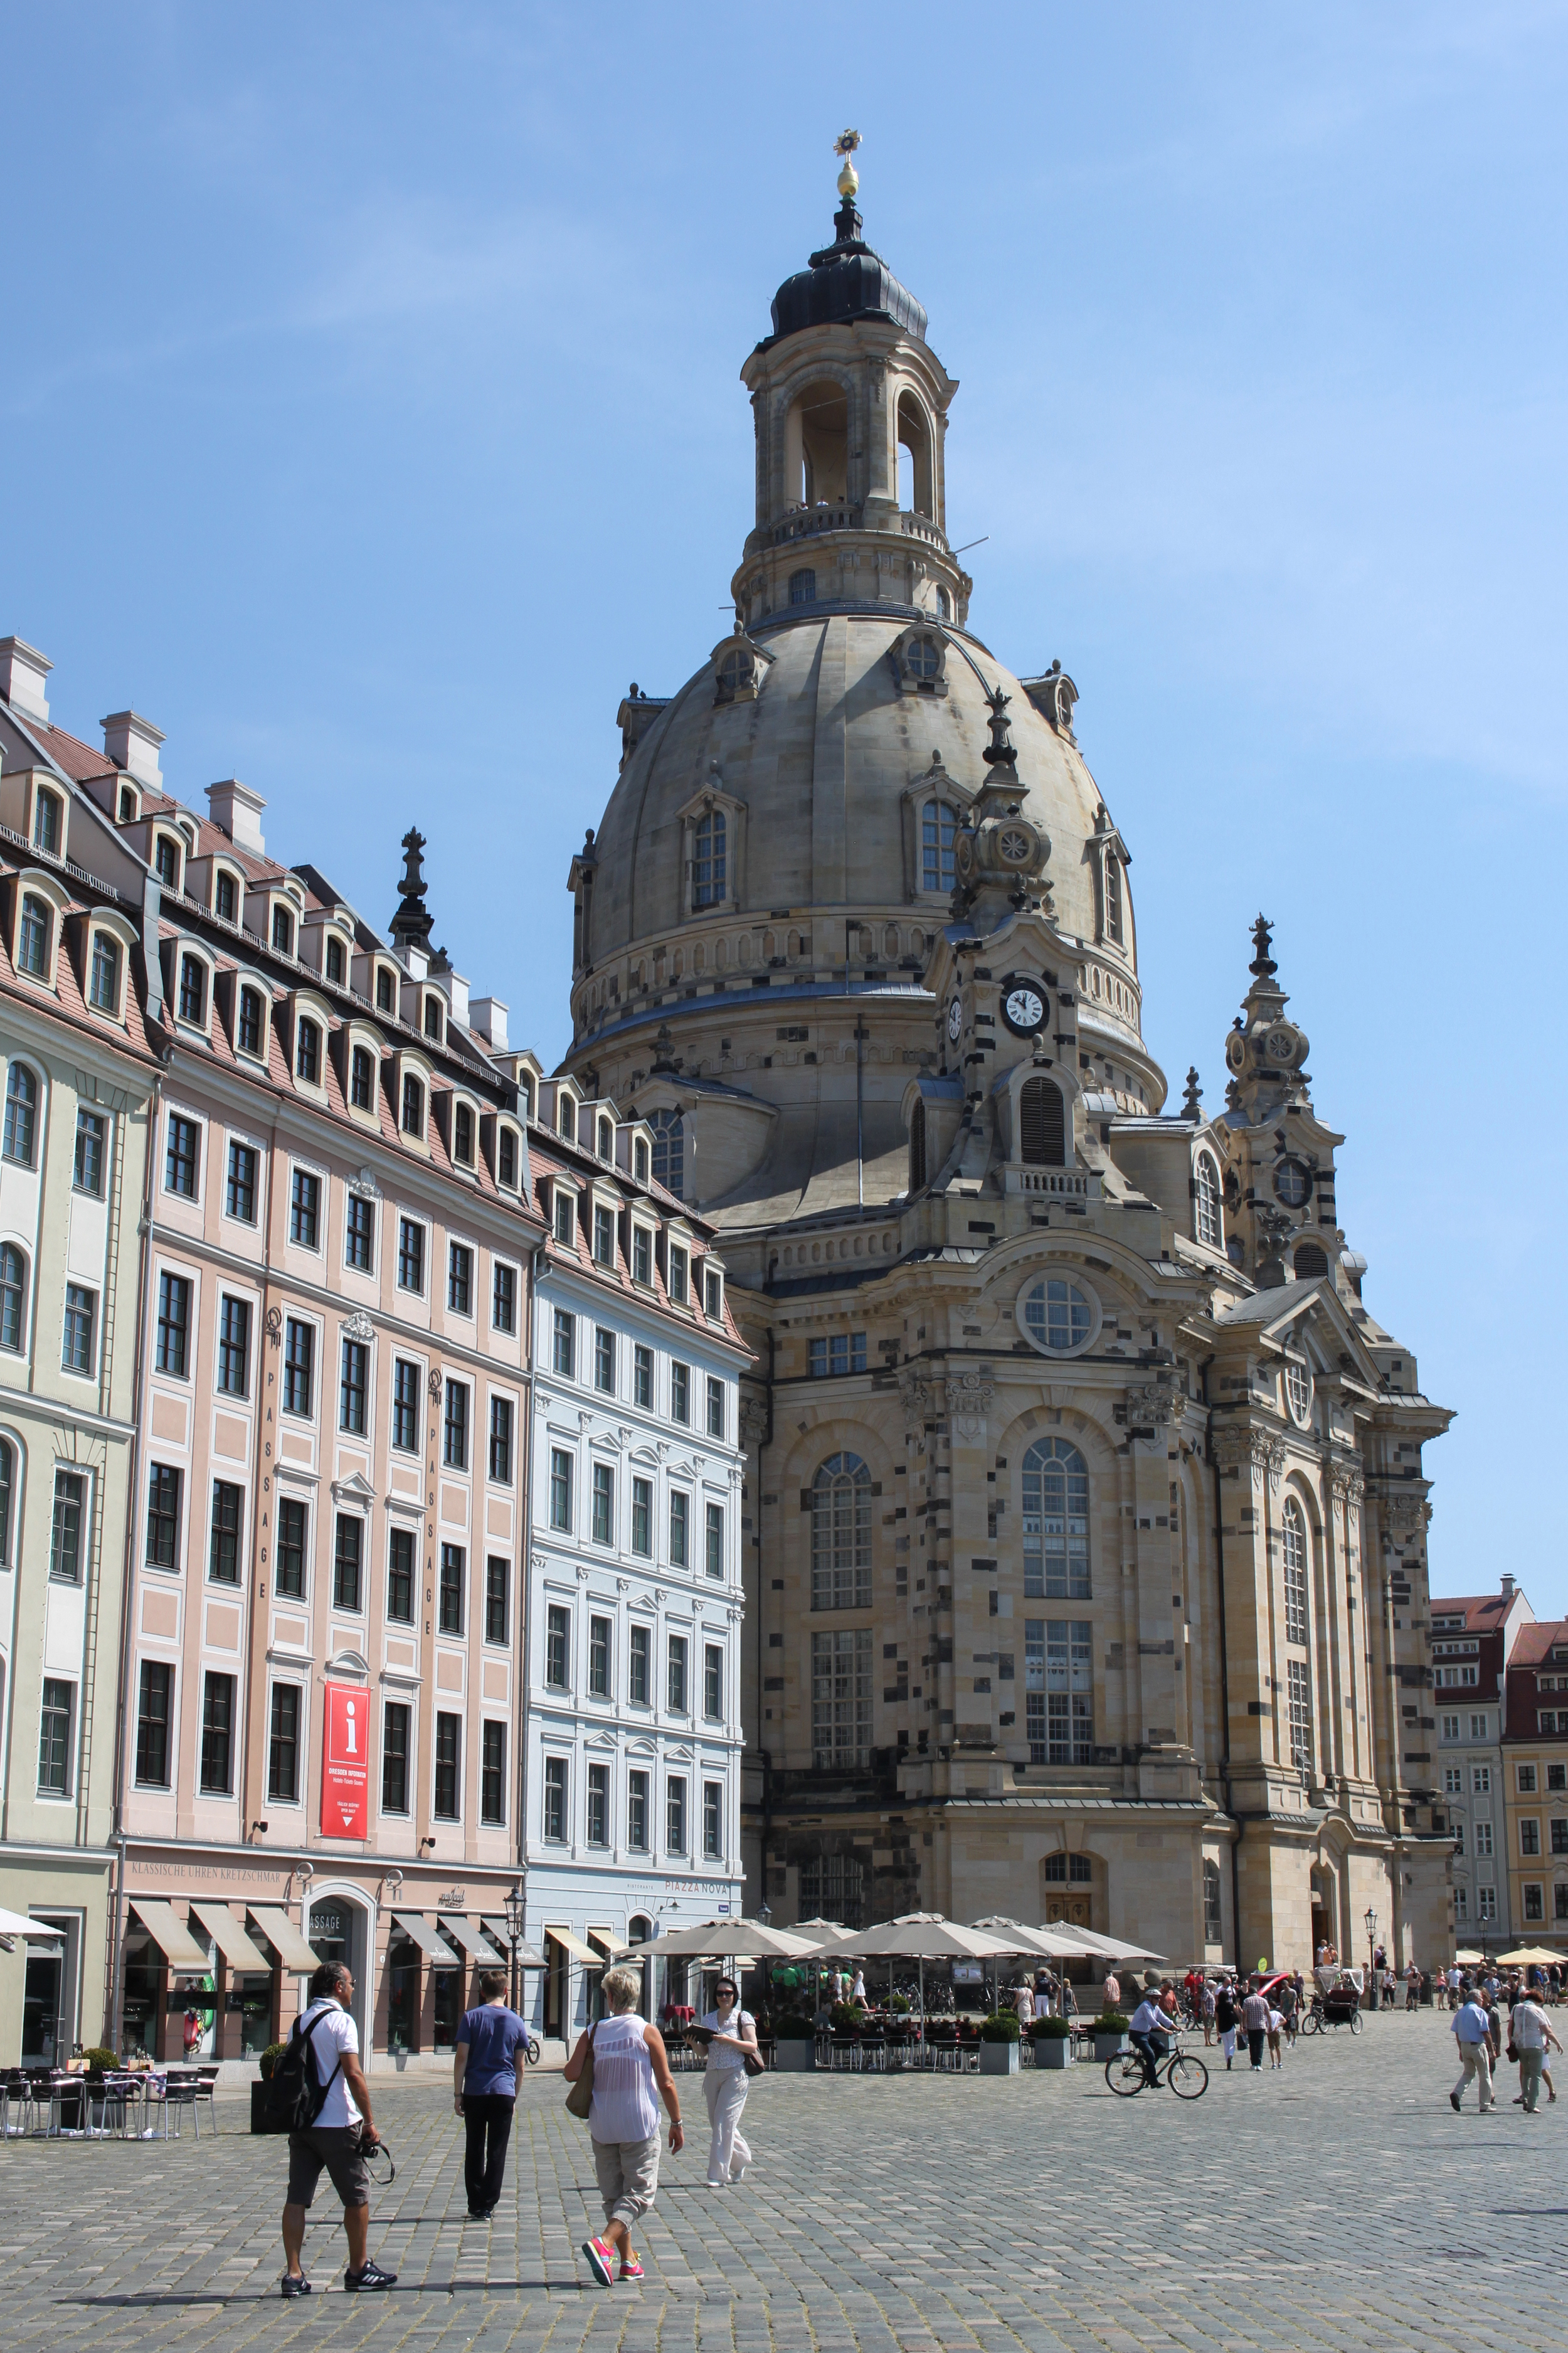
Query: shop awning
247 1907 322 1972
438 1915 505 1964
545 1925 604 1968
0 1906 65 1943
129 1899 212 1972
480 1918 546 1967
190 1901 273 1975
389 1911 462 1964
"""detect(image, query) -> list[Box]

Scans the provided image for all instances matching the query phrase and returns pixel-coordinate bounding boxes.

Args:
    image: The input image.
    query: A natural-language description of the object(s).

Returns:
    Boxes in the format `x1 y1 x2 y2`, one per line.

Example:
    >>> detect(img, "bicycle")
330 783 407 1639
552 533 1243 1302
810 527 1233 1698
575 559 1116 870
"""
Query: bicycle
1105 2034 1209 2100
523 2034 543 2066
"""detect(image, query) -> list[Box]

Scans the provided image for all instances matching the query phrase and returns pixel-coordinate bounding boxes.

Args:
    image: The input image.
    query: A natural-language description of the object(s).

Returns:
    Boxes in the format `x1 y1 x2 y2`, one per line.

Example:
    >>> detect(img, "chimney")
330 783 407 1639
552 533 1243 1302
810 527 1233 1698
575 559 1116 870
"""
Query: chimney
470 996 509 1053
1500 1574 1516 1602
205 778 267 855
0 637 53 726
102 710 165 790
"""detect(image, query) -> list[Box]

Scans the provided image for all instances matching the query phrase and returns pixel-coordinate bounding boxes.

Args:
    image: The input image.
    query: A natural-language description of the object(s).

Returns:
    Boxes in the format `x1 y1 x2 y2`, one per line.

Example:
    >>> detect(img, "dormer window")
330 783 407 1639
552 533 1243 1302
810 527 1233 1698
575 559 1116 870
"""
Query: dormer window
558 1091 575 1140
423 994 443 1043
704 1267 723 1320
295 1017 321 1085
906 635 941 681
89 931 122 1015
118 785 137 824
215 870 238 923
893 627 949 697
693 809 726 907
401 1073 424 1137
668 1243 689 1306
154 836 181 890
714 645 756 704
238 985 265 1060
453 1103 474 1166
33 789 60 854
350 1044 376 1113
1104 854 1124 946
272 905 294 956
177 953 207 1028
518 1075 534 1120
634 1137 649 1184
376 966 395 1013
18 893 51 978
497 1126 518 1188
921 799 959 893
596 1116 613 1161
326 937 345 985
553 1186 577 1246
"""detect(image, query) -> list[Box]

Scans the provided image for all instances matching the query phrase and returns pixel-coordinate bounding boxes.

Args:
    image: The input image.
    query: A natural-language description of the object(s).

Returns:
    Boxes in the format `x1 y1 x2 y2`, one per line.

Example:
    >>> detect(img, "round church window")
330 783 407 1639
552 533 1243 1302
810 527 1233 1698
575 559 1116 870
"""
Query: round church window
1020 1276 1096 1356
1273 1159 1311 1208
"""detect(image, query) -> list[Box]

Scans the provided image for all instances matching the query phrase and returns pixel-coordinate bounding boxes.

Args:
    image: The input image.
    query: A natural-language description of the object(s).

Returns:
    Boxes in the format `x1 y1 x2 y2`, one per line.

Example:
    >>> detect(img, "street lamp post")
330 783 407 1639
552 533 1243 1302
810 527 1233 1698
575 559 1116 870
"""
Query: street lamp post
504 1875 528 2017
1364 1906 1378 2013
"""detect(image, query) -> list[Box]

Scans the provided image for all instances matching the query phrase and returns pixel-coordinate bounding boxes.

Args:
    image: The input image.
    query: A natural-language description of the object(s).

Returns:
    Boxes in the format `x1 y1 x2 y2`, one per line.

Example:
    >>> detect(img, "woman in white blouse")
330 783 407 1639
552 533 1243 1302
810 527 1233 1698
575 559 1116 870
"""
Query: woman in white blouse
693 1977 757 2187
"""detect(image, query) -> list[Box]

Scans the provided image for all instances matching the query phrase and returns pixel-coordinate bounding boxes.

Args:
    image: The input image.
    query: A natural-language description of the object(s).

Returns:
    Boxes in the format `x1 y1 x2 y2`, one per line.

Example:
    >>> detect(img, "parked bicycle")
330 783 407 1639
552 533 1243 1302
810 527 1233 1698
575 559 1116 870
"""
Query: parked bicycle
1106 2036 1209 2100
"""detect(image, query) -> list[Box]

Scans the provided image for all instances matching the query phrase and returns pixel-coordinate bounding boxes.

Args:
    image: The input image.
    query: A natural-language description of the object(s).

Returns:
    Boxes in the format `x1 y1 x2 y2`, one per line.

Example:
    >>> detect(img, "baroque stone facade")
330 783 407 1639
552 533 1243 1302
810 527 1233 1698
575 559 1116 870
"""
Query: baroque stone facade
563 162 1456 1973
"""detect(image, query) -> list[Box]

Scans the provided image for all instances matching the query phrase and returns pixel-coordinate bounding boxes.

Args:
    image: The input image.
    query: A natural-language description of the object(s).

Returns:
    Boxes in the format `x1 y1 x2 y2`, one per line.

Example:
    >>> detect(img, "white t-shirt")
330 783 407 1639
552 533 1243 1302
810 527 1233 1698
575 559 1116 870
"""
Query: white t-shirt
302 1998 362 2128
1512 2001 1550 2051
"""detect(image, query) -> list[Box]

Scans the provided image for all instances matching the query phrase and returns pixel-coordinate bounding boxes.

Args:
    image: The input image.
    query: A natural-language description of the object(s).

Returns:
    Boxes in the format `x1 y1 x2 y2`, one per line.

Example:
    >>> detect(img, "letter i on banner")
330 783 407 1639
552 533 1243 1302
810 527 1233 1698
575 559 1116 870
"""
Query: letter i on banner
322 1682 369 1837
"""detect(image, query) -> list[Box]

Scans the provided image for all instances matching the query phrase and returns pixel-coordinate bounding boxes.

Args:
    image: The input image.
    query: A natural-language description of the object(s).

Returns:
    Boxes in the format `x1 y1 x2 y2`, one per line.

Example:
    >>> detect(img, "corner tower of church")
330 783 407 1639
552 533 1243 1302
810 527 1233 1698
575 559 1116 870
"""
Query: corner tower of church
561 147 1454 1975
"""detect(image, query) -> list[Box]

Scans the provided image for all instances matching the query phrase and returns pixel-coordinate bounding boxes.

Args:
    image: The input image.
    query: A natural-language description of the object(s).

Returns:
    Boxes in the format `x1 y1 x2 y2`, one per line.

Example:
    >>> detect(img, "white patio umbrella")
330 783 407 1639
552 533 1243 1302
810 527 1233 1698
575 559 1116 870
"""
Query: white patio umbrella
636 1917 818 1958
1060 1926 1167 1965
817 1911 1020 2024
972 1916 1100 2012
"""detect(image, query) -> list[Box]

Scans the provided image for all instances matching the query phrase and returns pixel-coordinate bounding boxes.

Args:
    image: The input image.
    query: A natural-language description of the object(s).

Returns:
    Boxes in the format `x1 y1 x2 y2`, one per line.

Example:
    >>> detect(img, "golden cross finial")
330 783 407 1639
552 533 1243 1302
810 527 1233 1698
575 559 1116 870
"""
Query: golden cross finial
834 127 861 200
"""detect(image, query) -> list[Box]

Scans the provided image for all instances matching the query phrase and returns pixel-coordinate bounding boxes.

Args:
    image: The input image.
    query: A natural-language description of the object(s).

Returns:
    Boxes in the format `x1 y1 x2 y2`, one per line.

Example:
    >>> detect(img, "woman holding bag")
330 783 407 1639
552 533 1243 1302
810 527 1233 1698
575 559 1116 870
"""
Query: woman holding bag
564 1966 684 2287
694 1977 758 2186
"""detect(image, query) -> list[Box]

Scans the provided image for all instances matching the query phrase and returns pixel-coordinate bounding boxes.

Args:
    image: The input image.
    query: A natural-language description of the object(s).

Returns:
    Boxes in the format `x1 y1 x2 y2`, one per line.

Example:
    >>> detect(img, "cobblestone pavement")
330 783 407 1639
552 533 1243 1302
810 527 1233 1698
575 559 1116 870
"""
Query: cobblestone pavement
1 2014 1562 2353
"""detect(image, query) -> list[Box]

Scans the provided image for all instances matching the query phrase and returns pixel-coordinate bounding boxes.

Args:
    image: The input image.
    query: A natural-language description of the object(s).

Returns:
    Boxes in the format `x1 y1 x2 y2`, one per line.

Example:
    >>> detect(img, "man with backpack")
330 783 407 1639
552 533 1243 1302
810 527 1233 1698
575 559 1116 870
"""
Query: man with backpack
277 1962 397 2296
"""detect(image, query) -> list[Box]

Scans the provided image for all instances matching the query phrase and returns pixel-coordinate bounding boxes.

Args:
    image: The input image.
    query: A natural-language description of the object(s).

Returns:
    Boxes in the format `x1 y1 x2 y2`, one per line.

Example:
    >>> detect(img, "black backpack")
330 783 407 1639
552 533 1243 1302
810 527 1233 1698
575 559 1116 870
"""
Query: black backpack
263 2000 344 2132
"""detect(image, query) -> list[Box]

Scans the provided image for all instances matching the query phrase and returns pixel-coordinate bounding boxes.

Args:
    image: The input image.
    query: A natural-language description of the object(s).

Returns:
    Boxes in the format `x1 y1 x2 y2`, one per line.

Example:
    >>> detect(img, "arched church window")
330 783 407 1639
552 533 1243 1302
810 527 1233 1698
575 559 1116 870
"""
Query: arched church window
1019 1078 1066 1167
1284 1359 1313 1427
908 1101 926 1195
1294 1243 1329 1280
936 587 951 621
1203 1860 1222 1945
1103 852 1124 946
906 635 941 682
789 568 816 605
693 809 726 908
921 799 958 893
1021 1439 1090 1599
648 1108 684 1199
1282 1498 1308 1644
1194 1151 1222 1247
811 1453 871 1610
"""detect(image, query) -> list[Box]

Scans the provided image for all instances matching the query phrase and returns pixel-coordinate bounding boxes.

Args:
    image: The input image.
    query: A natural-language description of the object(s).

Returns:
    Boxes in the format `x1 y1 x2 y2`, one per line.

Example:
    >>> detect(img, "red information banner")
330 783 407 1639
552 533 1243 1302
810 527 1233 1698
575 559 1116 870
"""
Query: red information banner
321 1682 369 1839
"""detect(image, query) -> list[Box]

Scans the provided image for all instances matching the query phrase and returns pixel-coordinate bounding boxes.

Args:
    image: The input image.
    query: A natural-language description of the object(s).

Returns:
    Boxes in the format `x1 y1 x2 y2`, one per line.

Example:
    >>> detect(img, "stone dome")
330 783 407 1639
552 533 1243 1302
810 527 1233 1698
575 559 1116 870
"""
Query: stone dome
764 196 928 349
579 608 1125 992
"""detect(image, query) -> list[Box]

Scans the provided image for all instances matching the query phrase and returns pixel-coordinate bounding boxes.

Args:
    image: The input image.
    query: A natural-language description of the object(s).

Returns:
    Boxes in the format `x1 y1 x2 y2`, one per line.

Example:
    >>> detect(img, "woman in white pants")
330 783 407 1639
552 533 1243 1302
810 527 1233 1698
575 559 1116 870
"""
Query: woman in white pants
696 1979 756 2187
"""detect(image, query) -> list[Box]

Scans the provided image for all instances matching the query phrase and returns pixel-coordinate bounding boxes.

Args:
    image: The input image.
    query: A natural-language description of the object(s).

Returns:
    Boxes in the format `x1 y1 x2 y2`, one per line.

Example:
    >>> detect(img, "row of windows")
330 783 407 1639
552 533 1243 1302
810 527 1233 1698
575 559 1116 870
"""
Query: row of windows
143 1468 514 1637
540 1755 726 1859
164 1122 522 1323
807 1443 1094 1613
546 1449 726 1576
549 1179 716 1314
548 1308 725 1431
541 1603 726 1717
1455 1883 1568 1925
132 1661 510 1825
0 1240 102 1378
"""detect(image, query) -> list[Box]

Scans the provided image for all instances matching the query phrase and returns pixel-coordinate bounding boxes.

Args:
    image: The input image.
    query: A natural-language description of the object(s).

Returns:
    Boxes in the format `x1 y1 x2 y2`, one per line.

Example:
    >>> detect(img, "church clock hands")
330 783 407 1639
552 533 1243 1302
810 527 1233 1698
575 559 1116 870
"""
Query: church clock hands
946 996 963 1044
1001 979 1046 1037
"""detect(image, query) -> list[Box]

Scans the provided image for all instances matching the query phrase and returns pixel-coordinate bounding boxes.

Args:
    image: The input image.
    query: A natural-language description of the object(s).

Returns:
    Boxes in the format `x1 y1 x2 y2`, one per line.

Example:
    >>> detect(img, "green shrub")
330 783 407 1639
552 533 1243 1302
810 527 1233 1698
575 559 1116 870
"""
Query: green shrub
888 1994 911 2014
1091 2010 1129 2036
258 2041 290 2081
980 2010 1021 2043
773 2012 815 2041
80 2045 120 2072
1032 2016 1073 2039
829 2001 860 2031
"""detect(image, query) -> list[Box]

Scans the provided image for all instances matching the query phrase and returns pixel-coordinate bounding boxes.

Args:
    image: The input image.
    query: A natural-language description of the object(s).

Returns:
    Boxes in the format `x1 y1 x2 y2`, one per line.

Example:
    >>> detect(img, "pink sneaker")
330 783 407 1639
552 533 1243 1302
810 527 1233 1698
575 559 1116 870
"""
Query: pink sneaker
582 2237 616 2287
619 2251 645 2280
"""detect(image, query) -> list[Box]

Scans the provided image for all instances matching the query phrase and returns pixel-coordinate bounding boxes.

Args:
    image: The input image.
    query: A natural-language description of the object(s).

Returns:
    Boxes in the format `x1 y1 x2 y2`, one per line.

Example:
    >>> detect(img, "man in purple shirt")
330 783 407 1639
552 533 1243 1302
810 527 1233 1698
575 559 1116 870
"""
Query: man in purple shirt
454 1969 532 2219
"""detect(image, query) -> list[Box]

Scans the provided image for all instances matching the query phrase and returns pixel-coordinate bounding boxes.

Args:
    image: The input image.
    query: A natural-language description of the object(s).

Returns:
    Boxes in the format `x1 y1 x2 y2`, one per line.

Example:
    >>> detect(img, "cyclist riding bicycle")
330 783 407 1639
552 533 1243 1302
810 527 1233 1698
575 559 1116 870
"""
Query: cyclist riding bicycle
1128 1984 1179 2088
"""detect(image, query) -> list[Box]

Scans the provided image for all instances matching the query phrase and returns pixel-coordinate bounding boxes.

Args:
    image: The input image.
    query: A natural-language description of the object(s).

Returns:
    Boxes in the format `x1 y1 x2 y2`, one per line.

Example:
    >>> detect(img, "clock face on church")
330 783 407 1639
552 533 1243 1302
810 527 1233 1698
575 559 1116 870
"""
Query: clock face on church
1002 981 1046 1036
947 996 963 1043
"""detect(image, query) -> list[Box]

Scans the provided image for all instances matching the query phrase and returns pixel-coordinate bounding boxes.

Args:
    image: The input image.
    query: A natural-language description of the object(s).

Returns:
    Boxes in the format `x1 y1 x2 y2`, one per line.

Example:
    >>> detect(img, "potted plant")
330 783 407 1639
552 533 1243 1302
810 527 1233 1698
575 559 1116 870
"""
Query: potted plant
252 2040 291 2134
1091 2009 1129 2063
772 2012 817 2072
978 2010 1021 2076
1032 2016 1074 2070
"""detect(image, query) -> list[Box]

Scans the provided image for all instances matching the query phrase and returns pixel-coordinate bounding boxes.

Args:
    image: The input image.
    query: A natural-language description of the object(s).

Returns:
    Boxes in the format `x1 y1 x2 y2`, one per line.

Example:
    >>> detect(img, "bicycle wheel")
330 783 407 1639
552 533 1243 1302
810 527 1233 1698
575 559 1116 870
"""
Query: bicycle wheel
526 2036 542 2065
1106 2053 1145 2096
1348 2010 1362 2036
1167 2054 1209 2100
1301 2011 1321 2036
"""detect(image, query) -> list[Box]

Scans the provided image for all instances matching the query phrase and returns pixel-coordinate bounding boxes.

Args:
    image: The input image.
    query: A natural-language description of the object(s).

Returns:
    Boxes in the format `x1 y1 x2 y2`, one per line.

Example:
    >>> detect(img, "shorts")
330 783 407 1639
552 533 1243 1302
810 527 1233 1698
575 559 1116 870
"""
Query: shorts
287 2124 370 2209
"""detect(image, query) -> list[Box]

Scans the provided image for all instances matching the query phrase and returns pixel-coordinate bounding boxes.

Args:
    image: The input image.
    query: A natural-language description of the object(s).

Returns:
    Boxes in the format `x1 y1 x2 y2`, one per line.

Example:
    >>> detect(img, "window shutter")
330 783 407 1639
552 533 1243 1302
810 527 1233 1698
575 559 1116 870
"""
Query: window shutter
1019 1078 1064 1166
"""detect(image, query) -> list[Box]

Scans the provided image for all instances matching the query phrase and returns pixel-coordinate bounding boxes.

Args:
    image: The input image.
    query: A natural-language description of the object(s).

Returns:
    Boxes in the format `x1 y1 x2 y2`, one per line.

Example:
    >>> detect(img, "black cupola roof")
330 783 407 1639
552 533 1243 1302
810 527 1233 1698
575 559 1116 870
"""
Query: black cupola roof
764 196 928 348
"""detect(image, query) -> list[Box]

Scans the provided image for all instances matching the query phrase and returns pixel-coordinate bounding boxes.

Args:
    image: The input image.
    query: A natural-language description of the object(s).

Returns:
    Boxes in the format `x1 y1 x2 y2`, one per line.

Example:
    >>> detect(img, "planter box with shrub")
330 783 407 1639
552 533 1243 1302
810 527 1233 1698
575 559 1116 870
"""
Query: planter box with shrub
1091 2010 1128 2063
979 2011 1020 2074
772 2016 816 2073
1032 2019 1074 2069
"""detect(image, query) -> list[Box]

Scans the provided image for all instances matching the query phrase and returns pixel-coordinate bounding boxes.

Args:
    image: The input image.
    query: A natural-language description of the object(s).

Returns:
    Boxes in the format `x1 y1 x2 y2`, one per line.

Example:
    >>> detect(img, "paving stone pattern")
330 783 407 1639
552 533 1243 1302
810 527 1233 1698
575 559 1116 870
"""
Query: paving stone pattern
1 2015 1560 2353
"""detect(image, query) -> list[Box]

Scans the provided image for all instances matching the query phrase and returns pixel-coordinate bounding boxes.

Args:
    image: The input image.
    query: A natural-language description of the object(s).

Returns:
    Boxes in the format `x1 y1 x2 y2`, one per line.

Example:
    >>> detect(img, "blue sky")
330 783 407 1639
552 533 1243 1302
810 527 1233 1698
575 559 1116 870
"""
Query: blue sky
4 4 1564 1608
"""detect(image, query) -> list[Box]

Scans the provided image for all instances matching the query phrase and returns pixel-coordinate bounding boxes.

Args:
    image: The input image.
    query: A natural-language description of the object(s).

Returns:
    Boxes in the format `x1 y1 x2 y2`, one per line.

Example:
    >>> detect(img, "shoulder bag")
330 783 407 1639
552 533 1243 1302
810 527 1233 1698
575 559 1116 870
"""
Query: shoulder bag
739 2010 765 2077
564 2020 598 2120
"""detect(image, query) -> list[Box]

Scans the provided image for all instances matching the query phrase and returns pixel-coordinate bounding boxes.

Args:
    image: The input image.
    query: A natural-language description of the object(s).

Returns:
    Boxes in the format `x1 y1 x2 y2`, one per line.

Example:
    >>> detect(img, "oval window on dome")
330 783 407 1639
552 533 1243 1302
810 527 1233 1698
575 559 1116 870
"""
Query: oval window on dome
906 635 941 681
1020 1275 1096 1356
1273 1158 1311 1209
